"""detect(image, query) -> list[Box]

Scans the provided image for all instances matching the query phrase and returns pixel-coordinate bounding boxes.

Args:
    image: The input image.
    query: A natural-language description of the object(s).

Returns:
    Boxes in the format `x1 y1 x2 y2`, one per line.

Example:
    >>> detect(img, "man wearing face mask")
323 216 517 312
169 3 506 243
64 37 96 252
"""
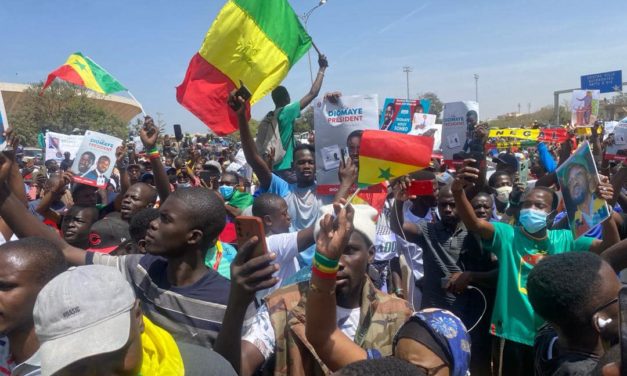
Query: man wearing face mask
218 171 253 218
452 160 619 376
488 170 514 219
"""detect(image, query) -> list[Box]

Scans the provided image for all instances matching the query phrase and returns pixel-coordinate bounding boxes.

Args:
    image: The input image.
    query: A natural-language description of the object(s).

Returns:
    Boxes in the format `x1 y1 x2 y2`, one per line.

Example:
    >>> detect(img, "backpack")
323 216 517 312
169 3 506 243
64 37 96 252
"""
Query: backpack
255 109 286 167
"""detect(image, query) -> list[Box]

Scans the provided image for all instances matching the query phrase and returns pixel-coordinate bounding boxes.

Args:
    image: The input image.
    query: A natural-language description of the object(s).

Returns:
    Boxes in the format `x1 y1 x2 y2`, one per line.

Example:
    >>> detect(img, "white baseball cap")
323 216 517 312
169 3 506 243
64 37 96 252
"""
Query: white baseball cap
33 265 136 376
314 204 378 246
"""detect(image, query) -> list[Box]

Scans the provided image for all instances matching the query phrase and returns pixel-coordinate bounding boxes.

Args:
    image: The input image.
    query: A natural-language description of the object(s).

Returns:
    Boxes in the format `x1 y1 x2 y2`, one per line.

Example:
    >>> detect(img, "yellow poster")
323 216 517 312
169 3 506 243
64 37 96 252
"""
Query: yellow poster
488 128 540 140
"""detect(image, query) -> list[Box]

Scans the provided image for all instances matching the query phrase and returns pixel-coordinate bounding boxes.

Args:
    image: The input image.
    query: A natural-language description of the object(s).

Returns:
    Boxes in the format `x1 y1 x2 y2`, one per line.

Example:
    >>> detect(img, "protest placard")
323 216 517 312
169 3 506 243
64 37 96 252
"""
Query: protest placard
379 98 431 133
605 122 627 161
71 130 122 188
441 101 479 161
45 132 84 162
556 141 610 239
314 94 379 195
488 128 570 143
570 90 600 127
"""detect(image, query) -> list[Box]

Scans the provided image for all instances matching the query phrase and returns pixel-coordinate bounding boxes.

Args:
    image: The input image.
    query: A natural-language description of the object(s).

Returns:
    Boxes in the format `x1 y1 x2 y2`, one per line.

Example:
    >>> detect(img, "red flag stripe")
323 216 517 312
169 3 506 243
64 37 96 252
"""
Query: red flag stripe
360 130 434 167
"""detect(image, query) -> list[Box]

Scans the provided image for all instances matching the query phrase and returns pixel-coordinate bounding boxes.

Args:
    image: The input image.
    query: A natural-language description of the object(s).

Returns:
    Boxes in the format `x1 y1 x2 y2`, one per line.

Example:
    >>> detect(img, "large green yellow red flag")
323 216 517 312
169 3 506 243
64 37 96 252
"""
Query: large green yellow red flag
42 52 126 94
176 0 312 135
358 130 434 187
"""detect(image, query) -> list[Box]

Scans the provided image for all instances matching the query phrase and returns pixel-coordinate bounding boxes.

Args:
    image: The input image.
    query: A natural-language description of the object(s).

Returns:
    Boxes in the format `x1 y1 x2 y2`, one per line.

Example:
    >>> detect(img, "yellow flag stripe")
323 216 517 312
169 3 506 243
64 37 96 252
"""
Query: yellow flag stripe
358 156 425 186
65 54 104 94
199 1 290 104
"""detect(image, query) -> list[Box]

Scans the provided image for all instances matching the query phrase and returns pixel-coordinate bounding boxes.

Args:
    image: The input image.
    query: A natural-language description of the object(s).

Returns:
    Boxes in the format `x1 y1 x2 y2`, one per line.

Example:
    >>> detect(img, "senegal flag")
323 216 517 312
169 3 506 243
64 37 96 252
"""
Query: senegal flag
358 130 434 187
42 52 126 95
177 0 312 136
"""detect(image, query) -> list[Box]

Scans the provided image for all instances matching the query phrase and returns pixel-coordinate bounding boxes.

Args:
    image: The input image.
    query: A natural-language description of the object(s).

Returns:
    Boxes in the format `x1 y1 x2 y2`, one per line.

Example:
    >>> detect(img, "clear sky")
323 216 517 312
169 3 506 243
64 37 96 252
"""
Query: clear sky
1 0 626 134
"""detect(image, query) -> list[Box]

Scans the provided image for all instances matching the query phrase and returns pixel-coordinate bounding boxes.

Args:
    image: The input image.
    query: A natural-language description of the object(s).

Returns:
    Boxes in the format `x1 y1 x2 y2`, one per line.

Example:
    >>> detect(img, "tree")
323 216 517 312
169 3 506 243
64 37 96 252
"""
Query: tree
8 81 128 146
418 92 444 121
294 106 313 134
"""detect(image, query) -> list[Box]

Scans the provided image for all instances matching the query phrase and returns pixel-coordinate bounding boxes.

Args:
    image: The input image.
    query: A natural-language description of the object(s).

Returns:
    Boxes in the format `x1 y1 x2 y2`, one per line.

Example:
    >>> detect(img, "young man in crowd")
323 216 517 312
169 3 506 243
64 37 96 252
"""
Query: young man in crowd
0 237 67 375
61 205 99 249
0 120 246 348
119 182 157 222
214 202 411 375
33 264 236 376
271 54 328 183
529 252 620 375
218 171 253 218
390 180 497 374
452 159 620 376
251 193 315 299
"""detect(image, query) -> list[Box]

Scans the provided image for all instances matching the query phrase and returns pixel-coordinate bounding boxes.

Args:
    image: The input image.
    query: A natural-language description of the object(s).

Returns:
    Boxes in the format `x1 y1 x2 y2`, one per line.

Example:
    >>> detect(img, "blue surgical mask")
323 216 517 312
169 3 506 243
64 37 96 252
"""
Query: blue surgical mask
519 208 548 234
219 185 235 200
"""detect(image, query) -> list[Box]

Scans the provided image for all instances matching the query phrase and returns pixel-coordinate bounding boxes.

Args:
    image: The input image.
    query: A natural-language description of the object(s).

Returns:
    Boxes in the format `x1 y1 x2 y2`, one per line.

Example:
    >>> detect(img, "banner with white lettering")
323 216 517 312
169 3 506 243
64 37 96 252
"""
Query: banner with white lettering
45 132 84 162
314 94 379 195
71 131 122 188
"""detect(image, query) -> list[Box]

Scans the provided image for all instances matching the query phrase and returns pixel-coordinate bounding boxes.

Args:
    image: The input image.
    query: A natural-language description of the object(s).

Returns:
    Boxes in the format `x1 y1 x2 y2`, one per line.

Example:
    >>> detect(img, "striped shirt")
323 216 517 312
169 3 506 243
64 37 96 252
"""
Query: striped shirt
0 337 41 376
87 252 250 348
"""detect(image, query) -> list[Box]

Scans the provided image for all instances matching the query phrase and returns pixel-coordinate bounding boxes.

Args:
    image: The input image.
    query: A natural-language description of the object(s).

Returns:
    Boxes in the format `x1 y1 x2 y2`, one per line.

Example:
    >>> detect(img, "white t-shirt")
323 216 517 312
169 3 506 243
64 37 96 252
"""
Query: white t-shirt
242 304 360 360
255 232 300 300
401 201 438 281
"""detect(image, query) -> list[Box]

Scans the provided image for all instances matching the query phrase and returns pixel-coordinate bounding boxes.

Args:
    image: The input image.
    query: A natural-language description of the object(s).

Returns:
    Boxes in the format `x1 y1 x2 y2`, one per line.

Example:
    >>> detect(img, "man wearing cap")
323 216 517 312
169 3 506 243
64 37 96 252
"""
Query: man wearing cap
493 152 519 176
215 203 411 375
34 265 235 376
86 217 131 254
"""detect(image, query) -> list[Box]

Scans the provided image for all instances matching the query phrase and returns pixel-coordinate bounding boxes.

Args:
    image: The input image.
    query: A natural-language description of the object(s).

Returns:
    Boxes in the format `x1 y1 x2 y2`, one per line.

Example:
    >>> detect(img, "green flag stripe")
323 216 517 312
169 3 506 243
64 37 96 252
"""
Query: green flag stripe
81 54 127 94
233 0 312 67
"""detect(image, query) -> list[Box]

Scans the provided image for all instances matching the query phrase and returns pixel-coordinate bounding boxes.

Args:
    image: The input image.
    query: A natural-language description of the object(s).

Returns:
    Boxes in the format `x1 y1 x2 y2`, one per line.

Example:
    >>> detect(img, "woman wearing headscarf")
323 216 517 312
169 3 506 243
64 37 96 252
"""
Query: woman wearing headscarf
394 308 471 376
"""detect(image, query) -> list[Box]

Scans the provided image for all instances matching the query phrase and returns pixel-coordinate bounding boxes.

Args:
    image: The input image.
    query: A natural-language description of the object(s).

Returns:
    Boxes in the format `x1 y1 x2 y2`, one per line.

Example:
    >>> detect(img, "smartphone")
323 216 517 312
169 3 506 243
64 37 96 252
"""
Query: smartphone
235 216 268 259
229 84 252 111
340 147 350 167
518 159 529 185
174 124 183 142
408 180 435 196
620 286 627 376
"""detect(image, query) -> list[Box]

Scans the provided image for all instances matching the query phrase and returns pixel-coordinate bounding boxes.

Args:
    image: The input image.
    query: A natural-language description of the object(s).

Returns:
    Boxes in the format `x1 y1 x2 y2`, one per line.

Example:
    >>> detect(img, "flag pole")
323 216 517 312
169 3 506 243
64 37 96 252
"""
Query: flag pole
127 91 147 117
346 187 361 203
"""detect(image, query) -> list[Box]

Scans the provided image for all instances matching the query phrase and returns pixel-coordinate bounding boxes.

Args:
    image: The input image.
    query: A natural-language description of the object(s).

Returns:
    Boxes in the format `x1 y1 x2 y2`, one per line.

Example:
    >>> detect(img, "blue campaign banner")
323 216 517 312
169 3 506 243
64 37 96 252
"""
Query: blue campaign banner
580 70 622 93
379 98 431 133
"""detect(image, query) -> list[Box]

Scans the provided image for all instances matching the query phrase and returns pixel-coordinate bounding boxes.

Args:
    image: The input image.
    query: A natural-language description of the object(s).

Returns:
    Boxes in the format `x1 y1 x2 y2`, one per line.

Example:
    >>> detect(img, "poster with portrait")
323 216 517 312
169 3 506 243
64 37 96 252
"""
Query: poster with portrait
441 101 479 162
45 132 84 162
571 90 600 127
379 98 431 133
314 94 380 195
556 141 610 239
604 122 627 161
0 90 8 151
71 130 122 188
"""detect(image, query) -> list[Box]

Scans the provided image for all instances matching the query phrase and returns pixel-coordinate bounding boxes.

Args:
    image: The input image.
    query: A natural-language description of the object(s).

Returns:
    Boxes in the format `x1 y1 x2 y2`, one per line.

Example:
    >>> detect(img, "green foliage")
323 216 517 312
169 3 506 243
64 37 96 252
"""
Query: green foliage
294 106 313 133
418 92 444 120
488 105 570 128
230 118 259 141
8 81 128 146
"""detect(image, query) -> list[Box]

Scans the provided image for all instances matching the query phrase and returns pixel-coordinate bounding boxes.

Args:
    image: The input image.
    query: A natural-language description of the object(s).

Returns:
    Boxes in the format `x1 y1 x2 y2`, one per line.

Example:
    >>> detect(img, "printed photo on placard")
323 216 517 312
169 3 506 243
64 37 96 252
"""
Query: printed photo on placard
71 131 122 188
571 90 600 127
45 132 84 162
556 141 610 239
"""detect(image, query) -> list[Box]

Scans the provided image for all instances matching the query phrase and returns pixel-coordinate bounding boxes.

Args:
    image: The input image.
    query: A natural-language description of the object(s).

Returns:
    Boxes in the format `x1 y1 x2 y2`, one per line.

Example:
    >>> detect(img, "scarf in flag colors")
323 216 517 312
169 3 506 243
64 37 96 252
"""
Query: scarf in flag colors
42 52 126 95
358 130 434 187
176 0 312 135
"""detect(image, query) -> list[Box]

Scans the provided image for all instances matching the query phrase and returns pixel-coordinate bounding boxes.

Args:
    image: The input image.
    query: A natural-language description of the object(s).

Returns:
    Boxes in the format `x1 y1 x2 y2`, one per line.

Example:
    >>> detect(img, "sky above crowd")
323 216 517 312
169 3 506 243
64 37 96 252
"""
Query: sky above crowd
1 0 626 134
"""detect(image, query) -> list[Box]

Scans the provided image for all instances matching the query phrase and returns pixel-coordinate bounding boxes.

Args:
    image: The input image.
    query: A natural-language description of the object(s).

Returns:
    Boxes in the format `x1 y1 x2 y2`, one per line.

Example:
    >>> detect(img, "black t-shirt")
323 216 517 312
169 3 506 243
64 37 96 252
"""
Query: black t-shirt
534 324 599 376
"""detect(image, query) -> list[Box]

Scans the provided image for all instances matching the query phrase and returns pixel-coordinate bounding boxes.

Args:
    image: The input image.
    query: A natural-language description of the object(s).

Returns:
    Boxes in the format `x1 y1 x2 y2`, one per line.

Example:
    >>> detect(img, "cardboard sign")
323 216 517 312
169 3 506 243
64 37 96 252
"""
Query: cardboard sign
71 131 122 188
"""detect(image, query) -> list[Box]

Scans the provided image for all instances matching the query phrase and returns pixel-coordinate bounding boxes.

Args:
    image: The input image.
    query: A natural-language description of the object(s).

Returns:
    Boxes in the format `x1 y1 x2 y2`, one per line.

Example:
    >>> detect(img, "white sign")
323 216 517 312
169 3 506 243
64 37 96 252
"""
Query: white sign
314 94 379 194
441 101 479 161
45 132 84 162
71 131 122 188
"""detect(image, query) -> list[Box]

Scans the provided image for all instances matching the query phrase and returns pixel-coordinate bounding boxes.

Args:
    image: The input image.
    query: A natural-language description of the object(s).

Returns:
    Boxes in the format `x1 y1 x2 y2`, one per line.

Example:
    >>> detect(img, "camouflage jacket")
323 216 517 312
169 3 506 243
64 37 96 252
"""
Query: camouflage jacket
264 278 412 376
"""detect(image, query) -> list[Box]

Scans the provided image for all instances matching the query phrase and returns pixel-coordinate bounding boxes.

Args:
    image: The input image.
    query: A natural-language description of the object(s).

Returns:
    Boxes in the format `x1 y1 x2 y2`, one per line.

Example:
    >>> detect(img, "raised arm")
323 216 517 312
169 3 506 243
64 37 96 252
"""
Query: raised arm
214 236 278 376
0 156 86 265
305 203 367 371
140 117 170 201
228 94 273 190
299 54 328 110
451 161 495 240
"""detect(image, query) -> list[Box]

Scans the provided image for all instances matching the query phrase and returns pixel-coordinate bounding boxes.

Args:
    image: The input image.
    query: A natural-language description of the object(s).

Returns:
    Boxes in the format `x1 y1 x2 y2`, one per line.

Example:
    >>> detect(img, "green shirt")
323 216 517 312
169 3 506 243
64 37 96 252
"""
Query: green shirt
483 222 594 346
273 101 302 171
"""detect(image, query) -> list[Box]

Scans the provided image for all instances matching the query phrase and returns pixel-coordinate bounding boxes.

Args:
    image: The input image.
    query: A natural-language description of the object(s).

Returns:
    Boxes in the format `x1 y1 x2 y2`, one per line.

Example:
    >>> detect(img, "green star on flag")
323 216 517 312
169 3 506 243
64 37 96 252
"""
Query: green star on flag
378 167 394 180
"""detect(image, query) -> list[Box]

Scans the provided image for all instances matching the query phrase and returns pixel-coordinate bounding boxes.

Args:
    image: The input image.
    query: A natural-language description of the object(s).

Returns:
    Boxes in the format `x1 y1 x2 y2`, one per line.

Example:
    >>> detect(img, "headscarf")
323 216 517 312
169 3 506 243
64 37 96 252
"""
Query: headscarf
393 308 471 376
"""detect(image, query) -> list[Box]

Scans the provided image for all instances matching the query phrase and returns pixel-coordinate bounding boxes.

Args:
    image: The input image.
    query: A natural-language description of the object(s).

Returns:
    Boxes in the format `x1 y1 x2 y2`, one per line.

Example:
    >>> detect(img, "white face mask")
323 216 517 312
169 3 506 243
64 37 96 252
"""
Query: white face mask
495 186 513 203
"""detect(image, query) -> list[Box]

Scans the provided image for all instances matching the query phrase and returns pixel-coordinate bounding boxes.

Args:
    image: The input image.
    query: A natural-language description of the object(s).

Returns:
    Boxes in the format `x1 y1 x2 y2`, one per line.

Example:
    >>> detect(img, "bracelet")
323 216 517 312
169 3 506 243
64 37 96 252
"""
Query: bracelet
312 265 337 280
309 282 335 295
394 288 405 296
314 252 339 269
148 147 160 160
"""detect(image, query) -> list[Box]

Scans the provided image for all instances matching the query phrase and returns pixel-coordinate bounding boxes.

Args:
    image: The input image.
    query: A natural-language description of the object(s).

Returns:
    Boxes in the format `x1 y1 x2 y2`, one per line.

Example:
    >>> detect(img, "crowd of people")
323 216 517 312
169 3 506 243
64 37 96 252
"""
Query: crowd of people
0 55 626 376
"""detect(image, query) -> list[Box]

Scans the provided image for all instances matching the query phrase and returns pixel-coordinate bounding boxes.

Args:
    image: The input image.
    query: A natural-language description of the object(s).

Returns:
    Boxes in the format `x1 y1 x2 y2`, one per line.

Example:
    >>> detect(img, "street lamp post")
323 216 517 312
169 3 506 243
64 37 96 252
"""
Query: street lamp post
403 66 412 100
301 0 327 84
474 74 479 103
